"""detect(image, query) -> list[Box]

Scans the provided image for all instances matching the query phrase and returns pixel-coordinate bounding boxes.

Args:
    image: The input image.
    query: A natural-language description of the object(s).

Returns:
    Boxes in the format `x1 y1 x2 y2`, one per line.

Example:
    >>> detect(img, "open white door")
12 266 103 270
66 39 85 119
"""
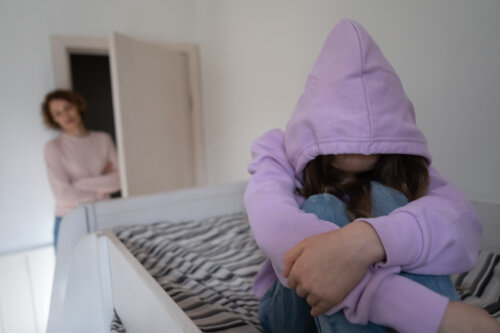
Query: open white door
109 32 195 197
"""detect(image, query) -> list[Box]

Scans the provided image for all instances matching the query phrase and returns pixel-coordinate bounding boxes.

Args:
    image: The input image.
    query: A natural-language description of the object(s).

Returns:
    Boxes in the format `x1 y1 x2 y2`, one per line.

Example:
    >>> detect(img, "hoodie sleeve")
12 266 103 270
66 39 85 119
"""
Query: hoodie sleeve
44 142 104 207
362 167 482 274
368 274 449 333
72 134 121 194
244 129 340 285
336 267 449 333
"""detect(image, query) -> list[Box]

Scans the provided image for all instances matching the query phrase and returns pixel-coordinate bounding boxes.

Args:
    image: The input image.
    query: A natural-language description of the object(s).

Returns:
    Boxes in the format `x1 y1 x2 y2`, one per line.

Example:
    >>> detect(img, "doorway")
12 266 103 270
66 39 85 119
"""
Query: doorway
70 54 116 143
69 53 120 198
50 35 206 197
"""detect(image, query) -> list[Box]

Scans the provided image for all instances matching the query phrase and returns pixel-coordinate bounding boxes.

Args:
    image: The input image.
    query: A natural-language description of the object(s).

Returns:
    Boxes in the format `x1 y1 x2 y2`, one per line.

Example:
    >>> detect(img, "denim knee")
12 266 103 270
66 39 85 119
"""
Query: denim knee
259 280 317 333
316 312 388 333
300 193 351 227
400 272 460 301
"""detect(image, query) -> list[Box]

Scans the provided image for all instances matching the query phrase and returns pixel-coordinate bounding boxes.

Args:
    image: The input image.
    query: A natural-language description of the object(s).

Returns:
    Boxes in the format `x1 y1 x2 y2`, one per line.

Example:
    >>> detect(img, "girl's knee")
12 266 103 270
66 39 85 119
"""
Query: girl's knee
302 193 344 212
369 182 408 216
301 193 350 226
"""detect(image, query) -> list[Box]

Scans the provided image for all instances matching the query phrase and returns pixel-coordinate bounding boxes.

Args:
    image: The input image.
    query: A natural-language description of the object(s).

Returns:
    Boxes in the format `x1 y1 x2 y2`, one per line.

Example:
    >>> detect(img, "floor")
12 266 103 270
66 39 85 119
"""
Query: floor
0 246 55 333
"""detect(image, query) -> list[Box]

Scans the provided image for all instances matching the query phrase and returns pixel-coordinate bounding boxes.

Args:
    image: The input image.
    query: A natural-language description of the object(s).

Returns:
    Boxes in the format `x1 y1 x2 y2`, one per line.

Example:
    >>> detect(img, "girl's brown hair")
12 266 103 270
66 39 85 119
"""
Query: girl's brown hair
41 90 86 130
298 154 429 220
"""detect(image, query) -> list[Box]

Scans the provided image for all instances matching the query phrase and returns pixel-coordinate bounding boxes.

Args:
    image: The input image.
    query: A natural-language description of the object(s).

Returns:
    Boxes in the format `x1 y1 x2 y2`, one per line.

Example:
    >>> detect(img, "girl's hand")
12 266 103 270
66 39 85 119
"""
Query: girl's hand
283 221 385 316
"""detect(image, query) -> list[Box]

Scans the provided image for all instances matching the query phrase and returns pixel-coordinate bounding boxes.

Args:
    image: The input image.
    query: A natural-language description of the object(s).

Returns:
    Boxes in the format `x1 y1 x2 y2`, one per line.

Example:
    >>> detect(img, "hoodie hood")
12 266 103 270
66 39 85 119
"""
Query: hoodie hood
285 19 431 180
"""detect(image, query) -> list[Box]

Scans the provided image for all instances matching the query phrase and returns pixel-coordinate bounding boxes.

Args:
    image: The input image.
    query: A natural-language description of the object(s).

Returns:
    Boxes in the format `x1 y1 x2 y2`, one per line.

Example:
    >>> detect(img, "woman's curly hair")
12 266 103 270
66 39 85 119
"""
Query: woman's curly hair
41 90 86 130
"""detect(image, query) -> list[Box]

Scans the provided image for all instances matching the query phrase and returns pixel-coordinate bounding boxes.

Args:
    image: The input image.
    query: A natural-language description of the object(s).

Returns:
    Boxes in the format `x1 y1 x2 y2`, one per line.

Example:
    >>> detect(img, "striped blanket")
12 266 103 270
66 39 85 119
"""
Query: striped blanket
110 212 500 332
113 212 265 332
451 251 500 321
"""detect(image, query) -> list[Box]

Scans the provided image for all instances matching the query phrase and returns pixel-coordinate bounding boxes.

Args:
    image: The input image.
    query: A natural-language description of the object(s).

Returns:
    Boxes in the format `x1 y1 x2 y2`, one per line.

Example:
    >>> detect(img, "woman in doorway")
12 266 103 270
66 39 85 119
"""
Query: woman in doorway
42 90 121 251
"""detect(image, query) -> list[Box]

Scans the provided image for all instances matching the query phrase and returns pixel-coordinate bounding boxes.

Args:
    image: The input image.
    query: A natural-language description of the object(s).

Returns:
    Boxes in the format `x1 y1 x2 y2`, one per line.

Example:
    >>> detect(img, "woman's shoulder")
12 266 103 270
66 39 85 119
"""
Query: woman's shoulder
44 135 65 161
44 135 63 152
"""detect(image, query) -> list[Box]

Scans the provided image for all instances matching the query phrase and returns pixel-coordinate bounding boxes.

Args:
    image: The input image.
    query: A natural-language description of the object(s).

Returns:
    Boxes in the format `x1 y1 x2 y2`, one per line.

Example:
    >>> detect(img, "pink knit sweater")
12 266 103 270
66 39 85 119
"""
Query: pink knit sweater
44 131 121 216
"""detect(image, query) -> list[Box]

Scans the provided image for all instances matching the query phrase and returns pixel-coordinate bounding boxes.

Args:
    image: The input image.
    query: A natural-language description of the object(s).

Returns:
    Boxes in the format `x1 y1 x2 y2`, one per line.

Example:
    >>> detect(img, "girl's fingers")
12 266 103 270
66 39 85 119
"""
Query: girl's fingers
306 294 320 307
287 271 298 289
283 242 306 277
311 302 329 317
295 284 308 298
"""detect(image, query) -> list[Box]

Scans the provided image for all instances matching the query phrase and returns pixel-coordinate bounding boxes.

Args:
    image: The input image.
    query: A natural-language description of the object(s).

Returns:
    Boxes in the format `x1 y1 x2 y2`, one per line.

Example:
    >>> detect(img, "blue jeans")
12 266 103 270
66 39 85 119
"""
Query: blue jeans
54 216 62 252
259 182 459 333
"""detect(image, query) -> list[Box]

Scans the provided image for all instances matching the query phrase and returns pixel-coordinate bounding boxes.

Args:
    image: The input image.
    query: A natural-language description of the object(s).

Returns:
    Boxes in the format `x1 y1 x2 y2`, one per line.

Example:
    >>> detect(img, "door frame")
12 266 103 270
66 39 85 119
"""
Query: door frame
50 35 207 188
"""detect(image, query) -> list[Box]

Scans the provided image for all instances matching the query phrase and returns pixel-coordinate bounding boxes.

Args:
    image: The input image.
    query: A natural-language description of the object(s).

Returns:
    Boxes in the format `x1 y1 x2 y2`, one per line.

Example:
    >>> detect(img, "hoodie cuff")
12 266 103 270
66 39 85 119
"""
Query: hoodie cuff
369 276 449 333
362 211 422 268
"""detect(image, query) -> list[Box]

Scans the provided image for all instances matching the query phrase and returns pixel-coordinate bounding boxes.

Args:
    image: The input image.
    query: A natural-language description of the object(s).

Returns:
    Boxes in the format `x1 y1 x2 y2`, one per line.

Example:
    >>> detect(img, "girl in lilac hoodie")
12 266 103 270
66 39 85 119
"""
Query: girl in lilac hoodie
244 19 500 332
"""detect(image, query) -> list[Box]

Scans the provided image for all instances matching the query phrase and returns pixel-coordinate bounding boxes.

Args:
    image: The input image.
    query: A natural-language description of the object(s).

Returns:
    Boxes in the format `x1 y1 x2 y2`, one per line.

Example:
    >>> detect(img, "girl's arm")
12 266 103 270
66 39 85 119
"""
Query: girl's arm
288 234 497 333
244 129 340 285
358 270 449 333
246 129 386 305
285 225 496 333
359 270 500 333
361 167 482 274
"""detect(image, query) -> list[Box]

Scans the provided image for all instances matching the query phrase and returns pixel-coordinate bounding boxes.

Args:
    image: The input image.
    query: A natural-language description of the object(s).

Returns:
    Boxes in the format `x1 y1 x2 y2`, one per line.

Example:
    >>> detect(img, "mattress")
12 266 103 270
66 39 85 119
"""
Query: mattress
112 212 265 332
109 212 500 332
451 250 500 322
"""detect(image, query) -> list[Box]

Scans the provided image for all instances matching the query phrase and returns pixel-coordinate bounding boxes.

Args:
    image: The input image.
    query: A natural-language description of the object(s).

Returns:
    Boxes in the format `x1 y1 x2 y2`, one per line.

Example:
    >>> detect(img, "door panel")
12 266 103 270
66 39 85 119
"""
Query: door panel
109 32 194 197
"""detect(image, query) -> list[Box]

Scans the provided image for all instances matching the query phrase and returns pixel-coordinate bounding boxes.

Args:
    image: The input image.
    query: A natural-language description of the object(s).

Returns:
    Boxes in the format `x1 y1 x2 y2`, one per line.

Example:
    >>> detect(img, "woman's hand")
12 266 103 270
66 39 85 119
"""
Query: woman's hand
283 221 385 316
103 162 114 174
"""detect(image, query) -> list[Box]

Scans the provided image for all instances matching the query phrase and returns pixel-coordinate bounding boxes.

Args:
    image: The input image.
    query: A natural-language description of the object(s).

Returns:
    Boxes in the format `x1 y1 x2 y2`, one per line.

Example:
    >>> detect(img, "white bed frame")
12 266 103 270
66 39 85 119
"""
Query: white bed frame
47 181 247 333
46 181 500 333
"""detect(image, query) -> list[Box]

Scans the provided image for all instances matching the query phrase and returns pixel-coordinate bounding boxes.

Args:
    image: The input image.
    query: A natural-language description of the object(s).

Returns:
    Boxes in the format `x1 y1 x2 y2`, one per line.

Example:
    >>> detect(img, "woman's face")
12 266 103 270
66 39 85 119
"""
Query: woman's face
332 154 379 174
48 99 83 132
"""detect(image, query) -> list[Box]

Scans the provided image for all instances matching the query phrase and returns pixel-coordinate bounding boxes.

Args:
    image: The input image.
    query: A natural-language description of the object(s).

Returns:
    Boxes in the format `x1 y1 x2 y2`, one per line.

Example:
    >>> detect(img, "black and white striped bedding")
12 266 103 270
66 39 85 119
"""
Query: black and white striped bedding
110 310 126 333
112 212 266 332
109 211 500 332
451 250 500 322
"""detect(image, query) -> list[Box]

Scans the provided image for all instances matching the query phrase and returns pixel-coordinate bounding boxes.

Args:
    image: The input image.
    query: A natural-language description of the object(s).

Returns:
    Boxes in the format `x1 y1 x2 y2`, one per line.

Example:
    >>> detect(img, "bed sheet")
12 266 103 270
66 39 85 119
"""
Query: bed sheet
112 212 265 332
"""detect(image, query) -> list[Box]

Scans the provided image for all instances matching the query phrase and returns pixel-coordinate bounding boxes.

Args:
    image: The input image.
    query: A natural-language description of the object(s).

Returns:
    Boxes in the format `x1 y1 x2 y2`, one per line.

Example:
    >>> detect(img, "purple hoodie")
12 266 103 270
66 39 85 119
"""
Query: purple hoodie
244 19 482 333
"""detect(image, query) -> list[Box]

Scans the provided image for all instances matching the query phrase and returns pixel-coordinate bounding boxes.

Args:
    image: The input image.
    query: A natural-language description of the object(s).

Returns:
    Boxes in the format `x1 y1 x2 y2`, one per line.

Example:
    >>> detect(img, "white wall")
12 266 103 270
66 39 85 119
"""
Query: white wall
195 0 500 204
0 0 196 253
0 0 55 254
1 0 499 253
45 0 197 44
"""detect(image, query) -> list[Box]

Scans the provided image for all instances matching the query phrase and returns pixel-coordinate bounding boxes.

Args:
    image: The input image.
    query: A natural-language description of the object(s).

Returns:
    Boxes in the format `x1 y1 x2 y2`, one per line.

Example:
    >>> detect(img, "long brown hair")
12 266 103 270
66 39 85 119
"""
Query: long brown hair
298 154 429 219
